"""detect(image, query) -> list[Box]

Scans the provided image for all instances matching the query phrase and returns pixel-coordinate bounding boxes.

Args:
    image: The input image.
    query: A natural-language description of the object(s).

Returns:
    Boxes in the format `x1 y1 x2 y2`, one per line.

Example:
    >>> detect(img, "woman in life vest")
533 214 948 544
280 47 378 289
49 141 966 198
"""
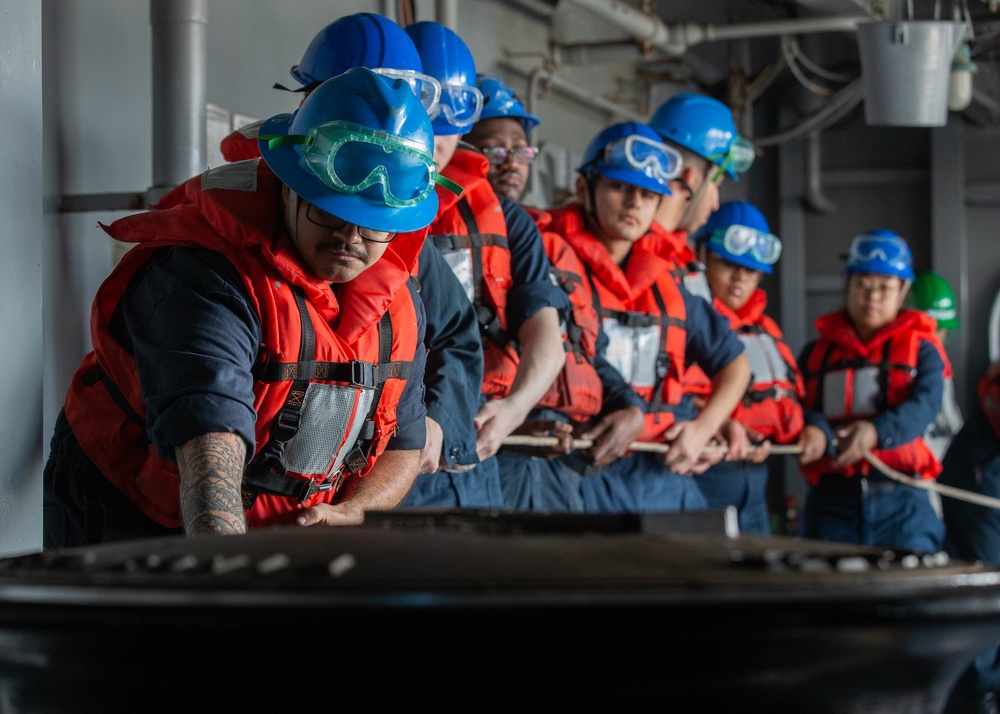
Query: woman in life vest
797 229 948 552
689 201 810 535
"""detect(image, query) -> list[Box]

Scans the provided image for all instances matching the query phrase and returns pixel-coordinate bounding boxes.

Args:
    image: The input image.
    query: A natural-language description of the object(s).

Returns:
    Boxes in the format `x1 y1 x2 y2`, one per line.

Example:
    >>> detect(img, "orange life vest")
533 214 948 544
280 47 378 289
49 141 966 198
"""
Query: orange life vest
428 146 517 398
647 221 712 301
549 204 687 442
800 308 944 484
685 290 805 444
64 160 421 528
526 206 603 421
219 120 266 163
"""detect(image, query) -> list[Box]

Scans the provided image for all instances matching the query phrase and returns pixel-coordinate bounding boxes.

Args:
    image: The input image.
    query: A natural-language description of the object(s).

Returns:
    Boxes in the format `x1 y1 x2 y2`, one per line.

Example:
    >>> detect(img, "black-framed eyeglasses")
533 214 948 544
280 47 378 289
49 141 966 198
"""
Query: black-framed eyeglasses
481 145 539 166
305 203 396 243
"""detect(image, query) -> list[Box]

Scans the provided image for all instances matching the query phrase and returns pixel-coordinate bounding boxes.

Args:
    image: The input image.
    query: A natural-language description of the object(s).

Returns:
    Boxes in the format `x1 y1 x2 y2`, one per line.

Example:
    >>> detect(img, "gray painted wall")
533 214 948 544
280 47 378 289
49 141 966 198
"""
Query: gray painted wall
1 0 43 557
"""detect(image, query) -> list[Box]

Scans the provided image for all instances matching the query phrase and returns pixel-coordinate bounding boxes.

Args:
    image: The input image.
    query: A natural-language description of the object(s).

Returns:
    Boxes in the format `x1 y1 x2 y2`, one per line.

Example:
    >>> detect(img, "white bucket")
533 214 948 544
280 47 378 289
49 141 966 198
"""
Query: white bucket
857 20 967 127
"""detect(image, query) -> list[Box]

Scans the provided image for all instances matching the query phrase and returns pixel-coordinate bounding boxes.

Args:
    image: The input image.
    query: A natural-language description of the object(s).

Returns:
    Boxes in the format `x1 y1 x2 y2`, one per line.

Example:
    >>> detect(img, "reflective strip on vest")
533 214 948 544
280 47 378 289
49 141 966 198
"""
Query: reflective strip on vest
682 271 713 302
822 365 882 420
280 382 376 478
603 317 661 388
439 248 476 305
740 332 791 387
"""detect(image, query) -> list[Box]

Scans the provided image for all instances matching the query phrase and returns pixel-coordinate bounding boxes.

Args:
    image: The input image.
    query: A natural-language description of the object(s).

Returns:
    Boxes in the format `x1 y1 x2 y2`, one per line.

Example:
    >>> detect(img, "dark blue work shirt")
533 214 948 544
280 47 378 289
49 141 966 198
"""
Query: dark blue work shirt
417 240 483 467
673 285 746 422
499 195 571 332
115 246 427 462
797 338 944 456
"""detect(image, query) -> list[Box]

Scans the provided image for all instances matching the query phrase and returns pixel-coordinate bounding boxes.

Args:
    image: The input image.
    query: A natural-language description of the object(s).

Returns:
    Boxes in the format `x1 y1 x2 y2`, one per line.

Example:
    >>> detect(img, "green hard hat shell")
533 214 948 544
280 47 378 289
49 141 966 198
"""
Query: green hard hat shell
908 271 959 329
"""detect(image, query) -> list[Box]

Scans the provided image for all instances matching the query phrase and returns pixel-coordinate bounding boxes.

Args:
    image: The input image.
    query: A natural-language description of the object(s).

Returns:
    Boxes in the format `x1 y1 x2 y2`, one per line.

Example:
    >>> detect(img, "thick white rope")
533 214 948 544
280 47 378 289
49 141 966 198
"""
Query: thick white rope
500 435 1000 510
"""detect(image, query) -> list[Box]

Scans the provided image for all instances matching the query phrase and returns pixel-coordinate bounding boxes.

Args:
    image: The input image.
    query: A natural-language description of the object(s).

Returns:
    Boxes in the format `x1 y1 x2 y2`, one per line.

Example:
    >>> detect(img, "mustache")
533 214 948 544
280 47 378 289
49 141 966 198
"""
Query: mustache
316 239 367 261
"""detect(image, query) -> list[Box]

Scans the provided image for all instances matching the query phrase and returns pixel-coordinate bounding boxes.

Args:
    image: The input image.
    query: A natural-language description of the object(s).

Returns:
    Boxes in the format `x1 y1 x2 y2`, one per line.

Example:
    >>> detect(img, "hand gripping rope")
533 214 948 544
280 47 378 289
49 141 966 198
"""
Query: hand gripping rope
500 435 1000 510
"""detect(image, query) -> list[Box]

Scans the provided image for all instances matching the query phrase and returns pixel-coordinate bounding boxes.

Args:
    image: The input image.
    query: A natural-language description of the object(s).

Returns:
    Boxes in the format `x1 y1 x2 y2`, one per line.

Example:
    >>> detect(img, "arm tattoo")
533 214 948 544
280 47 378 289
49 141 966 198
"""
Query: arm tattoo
176 432 248 536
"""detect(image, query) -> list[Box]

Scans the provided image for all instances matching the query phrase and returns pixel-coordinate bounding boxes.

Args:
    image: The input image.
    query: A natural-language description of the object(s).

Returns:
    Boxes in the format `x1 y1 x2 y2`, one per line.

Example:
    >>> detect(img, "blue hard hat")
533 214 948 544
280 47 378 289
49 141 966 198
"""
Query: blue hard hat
649 93 745 179
405 21 482 135
578 122 680 196
476 75 541 134
290 13 422 86
694 201 780 274
841 228 915 281
259 67 438 233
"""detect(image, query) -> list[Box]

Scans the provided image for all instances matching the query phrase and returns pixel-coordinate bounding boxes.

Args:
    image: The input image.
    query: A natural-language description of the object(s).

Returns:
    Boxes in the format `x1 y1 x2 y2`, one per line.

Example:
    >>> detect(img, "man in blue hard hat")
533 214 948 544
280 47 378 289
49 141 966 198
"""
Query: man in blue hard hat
216 12 485 481
43 68 440 544
539 121 750 513
647 93 755 301
463 76 647 511
400 22 570 509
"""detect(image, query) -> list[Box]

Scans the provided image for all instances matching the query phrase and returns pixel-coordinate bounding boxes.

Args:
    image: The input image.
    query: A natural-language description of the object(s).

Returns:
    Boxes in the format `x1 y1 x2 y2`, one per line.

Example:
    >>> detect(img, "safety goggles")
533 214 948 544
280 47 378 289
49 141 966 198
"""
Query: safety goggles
603 134 683 185
372 68 442 118
847 234 911 267
710 225 782 264
437 82 484 127
273 120 437 208
708 136 756 184
481 145 539 165
305 203 395 243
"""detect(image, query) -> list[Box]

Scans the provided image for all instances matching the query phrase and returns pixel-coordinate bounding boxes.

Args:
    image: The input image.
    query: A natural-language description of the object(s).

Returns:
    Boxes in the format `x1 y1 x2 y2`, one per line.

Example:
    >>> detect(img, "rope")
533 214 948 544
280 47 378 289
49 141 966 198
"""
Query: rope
862 451 1000 510
500 435 1000 510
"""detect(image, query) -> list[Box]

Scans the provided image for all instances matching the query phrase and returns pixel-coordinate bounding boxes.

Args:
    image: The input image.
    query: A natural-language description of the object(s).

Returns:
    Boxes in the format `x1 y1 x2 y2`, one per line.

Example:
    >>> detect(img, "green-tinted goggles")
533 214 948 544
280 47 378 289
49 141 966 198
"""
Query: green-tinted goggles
267 120 438 208
708 136 756 183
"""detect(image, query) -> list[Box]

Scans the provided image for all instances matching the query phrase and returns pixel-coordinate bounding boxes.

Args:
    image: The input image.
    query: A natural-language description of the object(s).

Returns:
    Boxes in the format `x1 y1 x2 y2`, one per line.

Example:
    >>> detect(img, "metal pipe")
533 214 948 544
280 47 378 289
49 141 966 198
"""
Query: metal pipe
754 78 864 147
804 130 836 214
436 0 458 30
554 41 646 65
503 60 646 122
379 0 397 23
561 0 871 57
149 0 207 204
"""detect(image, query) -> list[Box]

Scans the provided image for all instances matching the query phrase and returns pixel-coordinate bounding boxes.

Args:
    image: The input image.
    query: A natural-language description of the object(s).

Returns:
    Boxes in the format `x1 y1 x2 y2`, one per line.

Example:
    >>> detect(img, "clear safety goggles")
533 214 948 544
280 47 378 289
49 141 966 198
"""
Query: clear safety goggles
847 233 911 268
437 82 484 127
708 136 756 184
603 134 683 185
283 120 437 208
372 67 442 118
710 225 782 264
481 145 539 165
479 75 522 113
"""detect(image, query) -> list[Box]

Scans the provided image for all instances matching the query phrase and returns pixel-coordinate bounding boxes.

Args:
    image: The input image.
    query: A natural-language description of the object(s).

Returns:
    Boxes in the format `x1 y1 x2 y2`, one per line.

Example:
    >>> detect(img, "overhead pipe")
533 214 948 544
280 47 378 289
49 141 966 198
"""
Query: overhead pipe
149 0 208 206
804 130 836 213
500 60 647 123
436 0 458 30
379 0 397 22
560 0 872 57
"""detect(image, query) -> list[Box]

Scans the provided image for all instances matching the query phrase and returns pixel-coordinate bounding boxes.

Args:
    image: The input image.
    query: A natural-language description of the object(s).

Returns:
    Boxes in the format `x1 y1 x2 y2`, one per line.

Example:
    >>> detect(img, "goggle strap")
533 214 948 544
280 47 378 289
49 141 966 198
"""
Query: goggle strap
260 133 307 150
435 174 464 197
272 82 315 94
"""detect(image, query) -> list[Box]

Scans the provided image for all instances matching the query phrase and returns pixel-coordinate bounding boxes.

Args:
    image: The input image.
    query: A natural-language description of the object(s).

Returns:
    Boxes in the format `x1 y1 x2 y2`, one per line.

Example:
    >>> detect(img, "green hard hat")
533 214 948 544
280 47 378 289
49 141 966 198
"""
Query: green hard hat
907 271 959 330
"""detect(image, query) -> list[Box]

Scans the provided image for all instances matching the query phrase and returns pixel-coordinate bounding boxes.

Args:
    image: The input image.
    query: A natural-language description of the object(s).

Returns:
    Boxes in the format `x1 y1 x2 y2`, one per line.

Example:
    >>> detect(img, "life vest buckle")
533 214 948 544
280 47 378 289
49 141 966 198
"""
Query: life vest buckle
350 360 377 389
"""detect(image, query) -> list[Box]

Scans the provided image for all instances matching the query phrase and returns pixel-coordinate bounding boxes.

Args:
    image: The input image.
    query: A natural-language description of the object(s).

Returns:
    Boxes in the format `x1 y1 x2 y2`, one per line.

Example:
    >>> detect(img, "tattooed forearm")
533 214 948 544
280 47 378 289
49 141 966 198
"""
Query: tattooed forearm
176 432 248 536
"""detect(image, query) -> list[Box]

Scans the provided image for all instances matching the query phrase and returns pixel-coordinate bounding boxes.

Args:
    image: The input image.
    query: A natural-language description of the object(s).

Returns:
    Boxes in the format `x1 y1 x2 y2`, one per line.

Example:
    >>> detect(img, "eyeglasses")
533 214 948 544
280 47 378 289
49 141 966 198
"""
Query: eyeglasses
603 134 683 187
305 203 396 243
710 225 782 264
849 277 902 297
437 82 484 127
708 136 756 184
372 68 442 118
481 145 539 165
283 120 436 208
